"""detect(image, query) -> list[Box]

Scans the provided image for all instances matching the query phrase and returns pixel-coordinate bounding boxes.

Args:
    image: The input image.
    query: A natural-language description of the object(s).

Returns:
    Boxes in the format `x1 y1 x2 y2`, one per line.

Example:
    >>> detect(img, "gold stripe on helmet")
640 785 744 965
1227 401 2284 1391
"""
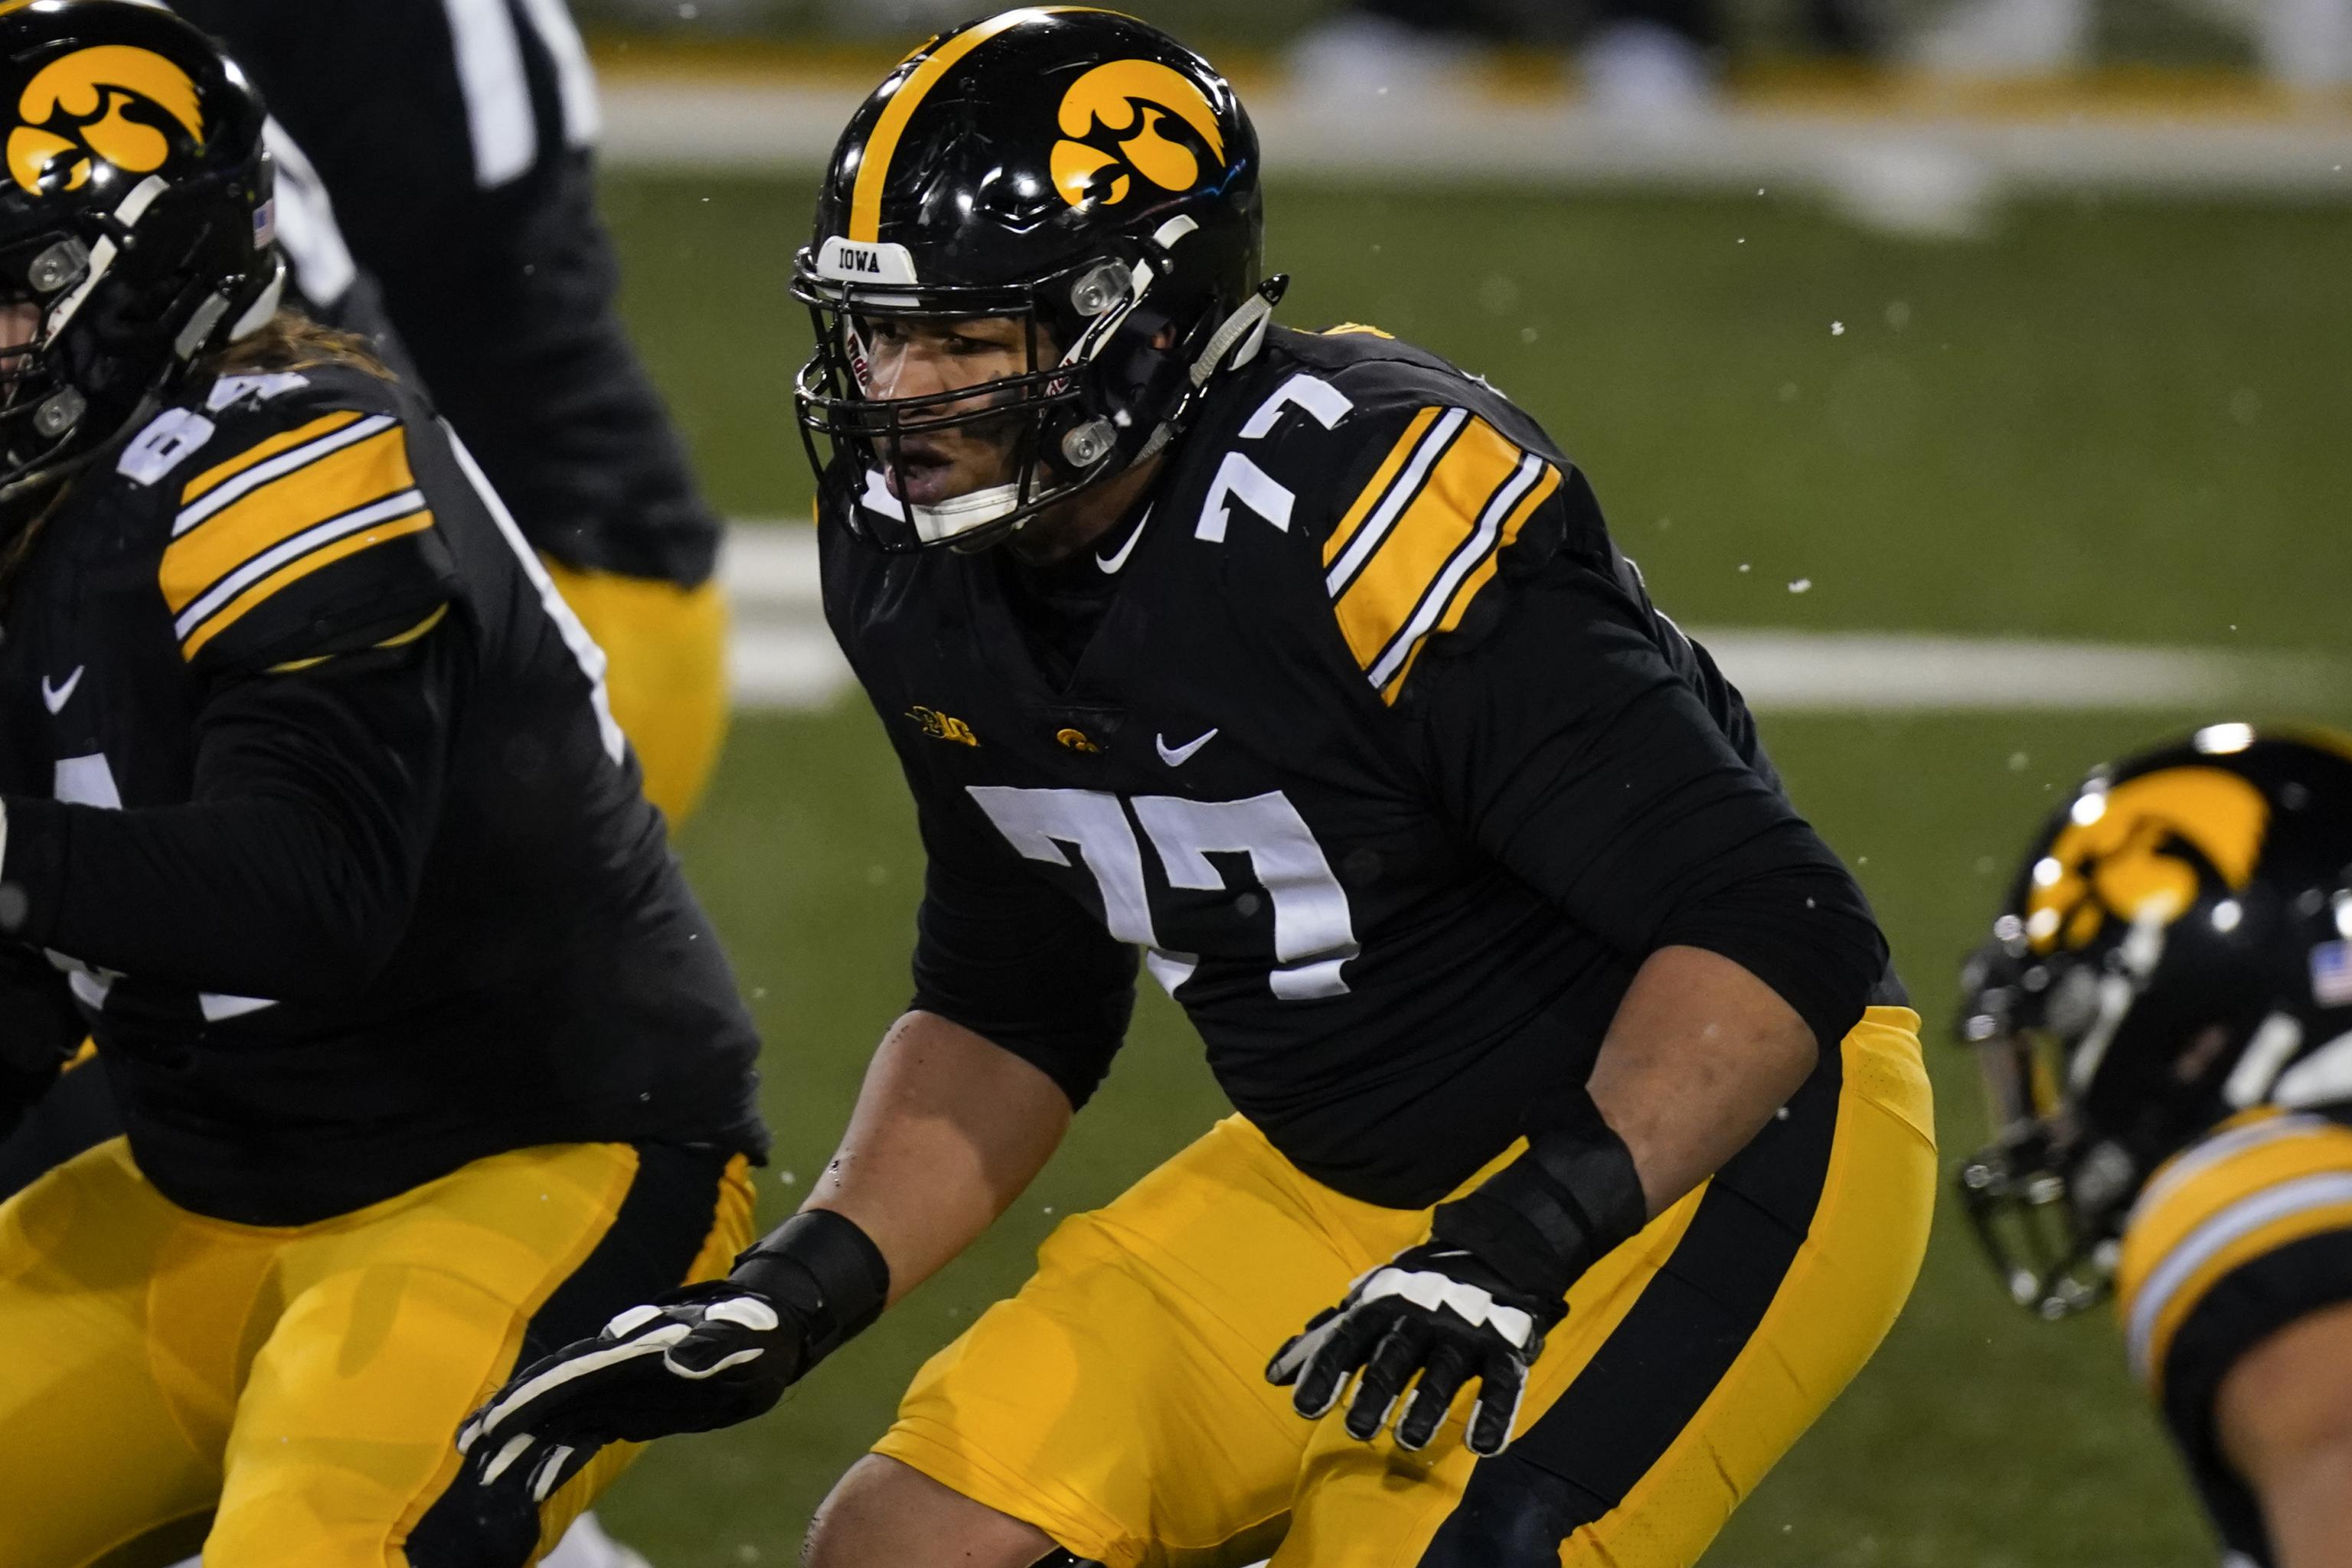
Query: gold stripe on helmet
848 7 1109 244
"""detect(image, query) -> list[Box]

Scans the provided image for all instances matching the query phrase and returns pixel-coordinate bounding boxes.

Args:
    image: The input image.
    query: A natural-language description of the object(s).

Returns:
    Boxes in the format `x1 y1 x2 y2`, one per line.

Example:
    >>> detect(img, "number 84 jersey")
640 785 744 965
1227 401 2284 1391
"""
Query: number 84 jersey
821 325 1885 1210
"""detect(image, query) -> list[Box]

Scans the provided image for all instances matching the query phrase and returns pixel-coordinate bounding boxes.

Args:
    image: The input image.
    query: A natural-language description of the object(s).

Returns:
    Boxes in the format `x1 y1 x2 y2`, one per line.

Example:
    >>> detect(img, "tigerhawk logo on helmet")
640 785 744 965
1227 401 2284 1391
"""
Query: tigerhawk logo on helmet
0 0 279 520
1050 58 1226 208
2025 766 2269 953
5 44 203 194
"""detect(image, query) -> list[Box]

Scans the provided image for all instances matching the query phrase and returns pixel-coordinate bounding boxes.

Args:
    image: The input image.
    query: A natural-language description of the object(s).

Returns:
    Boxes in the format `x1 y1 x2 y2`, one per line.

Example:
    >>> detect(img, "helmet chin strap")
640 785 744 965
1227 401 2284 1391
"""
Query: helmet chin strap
227 263 286 341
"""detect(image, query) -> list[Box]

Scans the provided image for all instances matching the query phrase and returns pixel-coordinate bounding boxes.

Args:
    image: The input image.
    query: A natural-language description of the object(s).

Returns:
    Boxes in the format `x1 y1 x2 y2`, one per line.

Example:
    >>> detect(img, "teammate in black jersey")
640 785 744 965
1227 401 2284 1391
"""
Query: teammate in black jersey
1957 728 2352 1568
175 0 731 826
0 7 765 1563
461 13 1936 1566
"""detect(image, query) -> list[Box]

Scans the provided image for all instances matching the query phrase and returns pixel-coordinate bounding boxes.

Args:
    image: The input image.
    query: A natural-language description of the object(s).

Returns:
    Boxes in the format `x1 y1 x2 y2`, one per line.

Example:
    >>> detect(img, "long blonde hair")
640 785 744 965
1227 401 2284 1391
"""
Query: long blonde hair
204 307 394 380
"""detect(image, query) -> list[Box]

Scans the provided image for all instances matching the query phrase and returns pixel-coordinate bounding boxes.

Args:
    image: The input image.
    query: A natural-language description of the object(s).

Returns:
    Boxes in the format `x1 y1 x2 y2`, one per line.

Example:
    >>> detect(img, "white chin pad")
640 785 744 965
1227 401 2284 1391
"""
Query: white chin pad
858 467 1024 544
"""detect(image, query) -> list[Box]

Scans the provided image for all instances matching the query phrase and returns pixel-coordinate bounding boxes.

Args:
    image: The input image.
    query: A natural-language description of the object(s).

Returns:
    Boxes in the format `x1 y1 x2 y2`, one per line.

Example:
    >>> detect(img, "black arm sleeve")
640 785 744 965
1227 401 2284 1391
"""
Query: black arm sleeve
903 790 1138 1112
1412 524 1885 1056
0 941 83 1138
0 624 466 1001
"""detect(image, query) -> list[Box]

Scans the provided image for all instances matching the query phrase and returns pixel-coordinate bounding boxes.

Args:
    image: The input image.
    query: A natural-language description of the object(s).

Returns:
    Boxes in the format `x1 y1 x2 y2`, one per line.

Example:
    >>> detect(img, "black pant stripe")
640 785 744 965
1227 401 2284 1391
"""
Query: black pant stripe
403 1142 735 1568
1417 1047 1845 1567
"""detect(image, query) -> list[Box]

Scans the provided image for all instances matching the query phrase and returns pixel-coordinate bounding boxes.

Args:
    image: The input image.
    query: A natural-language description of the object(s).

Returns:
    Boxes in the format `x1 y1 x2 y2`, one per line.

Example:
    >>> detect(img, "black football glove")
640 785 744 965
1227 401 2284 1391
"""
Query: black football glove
1266 1241 1563 1455
1266 1102 1648 1457
456 1210 887 1501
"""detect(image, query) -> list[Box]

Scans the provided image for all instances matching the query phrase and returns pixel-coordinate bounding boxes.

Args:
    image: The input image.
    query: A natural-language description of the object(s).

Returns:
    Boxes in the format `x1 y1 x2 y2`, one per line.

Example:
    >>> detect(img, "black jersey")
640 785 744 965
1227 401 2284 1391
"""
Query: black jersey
824 325 1890 1209
173 0 723 587
0 358 766 1226
2116 1106 2352 1566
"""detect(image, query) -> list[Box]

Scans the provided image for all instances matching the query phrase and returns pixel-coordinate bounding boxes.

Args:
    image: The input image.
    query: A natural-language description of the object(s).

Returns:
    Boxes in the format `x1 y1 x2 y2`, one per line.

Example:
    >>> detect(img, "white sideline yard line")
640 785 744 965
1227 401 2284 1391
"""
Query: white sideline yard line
599 77 2352 202
715 525 2345 715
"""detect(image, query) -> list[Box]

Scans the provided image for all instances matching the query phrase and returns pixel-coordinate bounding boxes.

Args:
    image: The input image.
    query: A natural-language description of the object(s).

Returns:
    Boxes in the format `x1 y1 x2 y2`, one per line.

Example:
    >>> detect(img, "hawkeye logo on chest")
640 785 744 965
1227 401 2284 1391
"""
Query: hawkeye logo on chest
906 705 978 746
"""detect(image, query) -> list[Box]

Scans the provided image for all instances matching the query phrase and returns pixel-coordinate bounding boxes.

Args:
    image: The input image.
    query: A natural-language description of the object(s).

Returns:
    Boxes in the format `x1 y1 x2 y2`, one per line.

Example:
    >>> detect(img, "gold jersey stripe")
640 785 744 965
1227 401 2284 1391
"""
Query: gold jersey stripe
1321 407 1442 576
2133 1187 2352 1396
263 604 450 673
2118 1112 2352 1304
179 410 365 505
162 425 416 613
1329 413 1534 675
181 514 436 662
1376 461 1560 703
376 603 451 649
848 8 1099 243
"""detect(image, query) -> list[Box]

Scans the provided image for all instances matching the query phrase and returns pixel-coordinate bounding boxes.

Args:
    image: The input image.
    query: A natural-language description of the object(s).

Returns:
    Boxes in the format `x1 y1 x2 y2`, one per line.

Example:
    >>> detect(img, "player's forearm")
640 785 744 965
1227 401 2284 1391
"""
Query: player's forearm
0 792 412 999
1586 944 1819 1217
800 1008 1073 1305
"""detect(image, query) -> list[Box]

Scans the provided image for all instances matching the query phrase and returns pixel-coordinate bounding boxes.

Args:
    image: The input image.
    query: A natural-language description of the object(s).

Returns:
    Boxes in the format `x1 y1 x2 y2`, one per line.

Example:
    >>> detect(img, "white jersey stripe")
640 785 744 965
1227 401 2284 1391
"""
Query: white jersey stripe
174 491 427 640
1324 407 1468 599
174 414 397 537
514 0 603 149
1366 451 1545 691
2126 1170 2352 1380
443 0 537 188
2126 1112 2332 1231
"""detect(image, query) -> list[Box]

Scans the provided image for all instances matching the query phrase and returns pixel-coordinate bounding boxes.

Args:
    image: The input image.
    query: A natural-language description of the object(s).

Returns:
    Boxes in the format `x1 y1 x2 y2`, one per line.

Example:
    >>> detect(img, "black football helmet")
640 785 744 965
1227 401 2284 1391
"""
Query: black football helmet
791 8 1278 552
1957 726 2352 1318
0 0 279 521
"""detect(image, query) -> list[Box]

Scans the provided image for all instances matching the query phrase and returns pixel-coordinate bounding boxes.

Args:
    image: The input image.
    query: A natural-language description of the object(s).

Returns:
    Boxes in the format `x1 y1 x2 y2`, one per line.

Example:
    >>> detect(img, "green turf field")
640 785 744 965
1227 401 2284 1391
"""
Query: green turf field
590 174 2352 1565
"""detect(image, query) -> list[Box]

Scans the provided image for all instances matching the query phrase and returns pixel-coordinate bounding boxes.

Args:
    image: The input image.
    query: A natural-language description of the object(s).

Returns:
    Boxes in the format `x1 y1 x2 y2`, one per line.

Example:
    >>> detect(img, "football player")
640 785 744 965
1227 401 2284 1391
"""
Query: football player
1955 726 2352 1568
169 0 733 827
0 5 766 1565
459 12 1937 1567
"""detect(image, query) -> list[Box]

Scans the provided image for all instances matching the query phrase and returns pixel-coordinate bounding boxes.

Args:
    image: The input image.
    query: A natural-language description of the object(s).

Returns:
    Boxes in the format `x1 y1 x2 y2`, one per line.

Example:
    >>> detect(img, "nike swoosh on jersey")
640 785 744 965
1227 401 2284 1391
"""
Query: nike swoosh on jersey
1156 727 1219 766
41 666 83 713
1096 505 1152 573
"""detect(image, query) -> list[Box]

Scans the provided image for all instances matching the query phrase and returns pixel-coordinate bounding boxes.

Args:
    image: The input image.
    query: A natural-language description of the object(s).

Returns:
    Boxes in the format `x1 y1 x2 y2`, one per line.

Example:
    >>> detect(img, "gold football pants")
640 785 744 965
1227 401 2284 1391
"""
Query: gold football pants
0 1138 753 1568
542 561 729 827
876 1007 1936 1568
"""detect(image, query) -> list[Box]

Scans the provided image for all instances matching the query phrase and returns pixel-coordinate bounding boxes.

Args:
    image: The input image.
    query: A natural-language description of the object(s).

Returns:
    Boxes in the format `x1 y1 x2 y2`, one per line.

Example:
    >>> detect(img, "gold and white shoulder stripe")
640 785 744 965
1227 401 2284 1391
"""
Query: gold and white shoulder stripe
1323 407 1560 704
161 410 433 660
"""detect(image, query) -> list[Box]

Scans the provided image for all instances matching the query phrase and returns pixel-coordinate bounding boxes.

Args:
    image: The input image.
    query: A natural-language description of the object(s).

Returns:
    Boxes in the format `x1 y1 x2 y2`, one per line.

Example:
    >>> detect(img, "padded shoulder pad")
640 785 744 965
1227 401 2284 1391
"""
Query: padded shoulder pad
142 366 457 671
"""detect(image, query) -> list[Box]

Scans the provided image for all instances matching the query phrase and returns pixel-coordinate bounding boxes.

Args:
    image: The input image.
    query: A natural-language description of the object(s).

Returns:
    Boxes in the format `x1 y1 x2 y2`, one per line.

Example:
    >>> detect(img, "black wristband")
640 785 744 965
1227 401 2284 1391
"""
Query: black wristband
1430 1096 1648 1306
728 1208 891 1365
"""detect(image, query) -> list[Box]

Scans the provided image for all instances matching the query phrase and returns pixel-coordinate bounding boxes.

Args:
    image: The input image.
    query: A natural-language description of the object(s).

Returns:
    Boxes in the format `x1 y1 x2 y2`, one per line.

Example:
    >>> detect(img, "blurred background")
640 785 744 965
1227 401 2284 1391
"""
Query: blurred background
560 2 2352 1563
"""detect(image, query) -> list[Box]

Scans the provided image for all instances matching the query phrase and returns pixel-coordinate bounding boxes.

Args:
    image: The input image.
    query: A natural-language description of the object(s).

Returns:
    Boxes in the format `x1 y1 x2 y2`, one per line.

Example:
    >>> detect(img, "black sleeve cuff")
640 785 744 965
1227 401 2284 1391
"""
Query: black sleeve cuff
1652 864 1888 1057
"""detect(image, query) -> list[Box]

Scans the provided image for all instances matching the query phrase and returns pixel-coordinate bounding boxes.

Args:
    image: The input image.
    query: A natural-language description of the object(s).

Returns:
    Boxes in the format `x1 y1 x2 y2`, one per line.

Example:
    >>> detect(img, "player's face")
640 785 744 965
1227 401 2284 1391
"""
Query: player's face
854 314 1038 505
0 300 37 376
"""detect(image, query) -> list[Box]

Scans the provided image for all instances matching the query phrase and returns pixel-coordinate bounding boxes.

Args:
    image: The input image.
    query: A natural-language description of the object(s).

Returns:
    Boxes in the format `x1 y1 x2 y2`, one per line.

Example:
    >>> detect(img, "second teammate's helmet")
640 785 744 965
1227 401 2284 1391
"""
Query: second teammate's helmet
0 0 279 519
792 8 1273 551
1957 727 2352 1318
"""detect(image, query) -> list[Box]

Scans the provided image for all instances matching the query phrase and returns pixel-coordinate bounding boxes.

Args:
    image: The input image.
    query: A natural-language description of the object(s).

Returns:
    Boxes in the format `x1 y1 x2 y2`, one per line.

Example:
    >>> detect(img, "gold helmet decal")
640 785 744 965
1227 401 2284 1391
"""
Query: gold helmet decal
2026 767 2269 952
1050 59 1224 208
7 44 204 196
